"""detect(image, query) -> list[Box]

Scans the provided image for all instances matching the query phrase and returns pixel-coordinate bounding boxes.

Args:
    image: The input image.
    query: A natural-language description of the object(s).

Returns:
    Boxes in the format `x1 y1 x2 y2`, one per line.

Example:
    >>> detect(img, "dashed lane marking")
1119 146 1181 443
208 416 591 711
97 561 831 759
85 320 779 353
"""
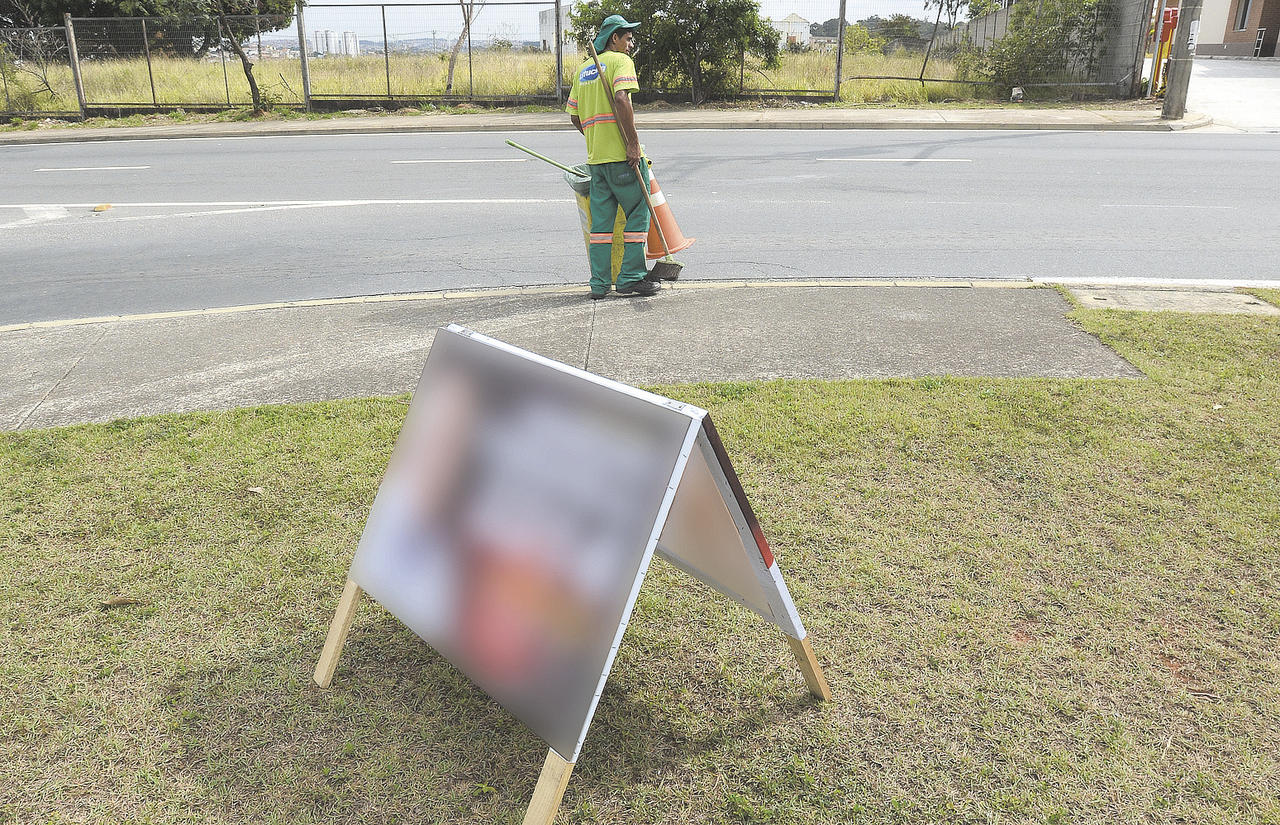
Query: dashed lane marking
34 165 150 172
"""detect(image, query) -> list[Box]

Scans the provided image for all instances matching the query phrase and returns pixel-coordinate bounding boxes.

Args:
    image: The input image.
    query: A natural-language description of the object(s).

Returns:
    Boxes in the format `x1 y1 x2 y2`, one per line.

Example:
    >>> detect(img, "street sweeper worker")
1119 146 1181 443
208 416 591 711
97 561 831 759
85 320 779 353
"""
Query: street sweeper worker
566 15 660 299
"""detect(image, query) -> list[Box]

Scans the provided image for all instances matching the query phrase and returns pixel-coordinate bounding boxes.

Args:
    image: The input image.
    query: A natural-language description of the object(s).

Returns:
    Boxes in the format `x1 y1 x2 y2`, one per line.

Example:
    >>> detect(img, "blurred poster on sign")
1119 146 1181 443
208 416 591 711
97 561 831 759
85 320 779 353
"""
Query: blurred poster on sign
350 326 697 759
337 325 822 781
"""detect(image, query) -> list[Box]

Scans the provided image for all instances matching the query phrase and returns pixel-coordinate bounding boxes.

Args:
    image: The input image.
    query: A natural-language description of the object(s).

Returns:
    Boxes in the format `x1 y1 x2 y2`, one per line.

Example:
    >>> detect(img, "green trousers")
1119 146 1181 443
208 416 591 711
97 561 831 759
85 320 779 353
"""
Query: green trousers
588 160 651 295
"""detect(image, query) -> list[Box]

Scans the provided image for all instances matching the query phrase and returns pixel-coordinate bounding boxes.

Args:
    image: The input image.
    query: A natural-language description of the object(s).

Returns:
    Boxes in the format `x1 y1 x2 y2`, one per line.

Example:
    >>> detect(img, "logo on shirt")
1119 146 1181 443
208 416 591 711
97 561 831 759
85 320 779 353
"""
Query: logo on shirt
579 64 599 83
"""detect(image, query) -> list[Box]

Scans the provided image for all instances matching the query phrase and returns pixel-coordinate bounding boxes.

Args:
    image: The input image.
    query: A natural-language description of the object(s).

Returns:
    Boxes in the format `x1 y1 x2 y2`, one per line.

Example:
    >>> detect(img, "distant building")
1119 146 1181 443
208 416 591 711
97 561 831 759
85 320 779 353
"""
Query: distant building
313 29 325 55
1198 0 1278 55
766 14 811 49
325 30 341 55
342 31 360 57
539 5 572 51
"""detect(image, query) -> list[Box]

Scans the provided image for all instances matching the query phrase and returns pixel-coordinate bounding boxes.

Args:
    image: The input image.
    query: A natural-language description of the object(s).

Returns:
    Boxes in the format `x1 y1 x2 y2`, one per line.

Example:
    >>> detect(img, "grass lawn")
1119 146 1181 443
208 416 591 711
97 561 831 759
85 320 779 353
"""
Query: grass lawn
2 304 1278 824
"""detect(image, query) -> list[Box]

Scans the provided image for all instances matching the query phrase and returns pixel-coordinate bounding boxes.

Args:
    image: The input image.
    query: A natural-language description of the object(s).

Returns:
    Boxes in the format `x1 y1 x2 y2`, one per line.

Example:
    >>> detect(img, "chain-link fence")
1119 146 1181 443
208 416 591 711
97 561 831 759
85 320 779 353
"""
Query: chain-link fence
1 0 1151 118
68 15 303 108
303 2 561 104
0 26 79 116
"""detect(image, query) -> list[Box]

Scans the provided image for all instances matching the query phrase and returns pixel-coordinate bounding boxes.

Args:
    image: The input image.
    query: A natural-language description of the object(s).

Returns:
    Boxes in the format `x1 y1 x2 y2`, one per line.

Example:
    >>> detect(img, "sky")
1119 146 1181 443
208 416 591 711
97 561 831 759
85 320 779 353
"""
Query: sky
292 0 940 47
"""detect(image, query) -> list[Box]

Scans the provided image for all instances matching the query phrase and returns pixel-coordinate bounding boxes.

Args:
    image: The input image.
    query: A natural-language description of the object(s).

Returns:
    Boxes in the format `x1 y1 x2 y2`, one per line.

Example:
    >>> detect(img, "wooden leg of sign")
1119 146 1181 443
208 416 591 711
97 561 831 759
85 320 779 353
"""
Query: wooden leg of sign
521 749 575 825
787 634 832 701
314 579 363 688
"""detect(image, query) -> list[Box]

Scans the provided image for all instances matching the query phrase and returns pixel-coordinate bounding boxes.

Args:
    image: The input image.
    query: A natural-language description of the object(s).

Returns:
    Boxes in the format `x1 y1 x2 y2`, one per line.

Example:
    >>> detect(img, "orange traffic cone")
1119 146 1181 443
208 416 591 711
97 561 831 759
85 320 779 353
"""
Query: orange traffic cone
645 169 695 260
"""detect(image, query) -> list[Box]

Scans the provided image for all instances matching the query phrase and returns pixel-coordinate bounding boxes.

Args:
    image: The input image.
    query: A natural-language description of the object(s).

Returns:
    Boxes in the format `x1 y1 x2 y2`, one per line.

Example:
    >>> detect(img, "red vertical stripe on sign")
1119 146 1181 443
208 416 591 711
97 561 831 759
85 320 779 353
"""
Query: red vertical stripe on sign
701 415 775 569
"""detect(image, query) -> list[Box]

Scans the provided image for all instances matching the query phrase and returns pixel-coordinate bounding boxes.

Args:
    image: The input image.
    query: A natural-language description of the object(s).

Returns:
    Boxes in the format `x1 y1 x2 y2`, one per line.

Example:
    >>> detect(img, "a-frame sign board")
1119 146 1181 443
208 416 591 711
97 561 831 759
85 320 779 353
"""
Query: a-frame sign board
314 325 830 824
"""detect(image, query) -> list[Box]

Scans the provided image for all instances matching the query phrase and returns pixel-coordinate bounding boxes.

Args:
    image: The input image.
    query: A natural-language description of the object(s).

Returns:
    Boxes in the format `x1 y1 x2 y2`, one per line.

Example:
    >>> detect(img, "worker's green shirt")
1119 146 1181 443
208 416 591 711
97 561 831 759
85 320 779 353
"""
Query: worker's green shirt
565 50 639 165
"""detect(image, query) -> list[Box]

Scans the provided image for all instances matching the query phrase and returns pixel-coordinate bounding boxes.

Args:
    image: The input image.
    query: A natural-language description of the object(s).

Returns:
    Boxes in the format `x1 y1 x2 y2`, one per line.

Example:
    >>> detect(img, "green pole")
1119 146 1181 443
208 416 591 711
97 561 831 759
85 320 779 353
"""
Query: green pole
505 139 587 178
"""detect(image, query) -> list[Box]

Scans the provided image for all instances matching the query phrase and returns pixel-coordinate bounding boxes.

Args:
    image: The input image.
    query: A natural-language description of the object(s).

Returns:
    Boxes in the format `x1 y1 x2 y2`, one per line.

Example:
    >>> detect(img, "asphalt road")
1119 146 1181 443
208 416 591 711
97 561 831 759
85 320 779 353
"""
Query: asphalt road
2 128 1278 325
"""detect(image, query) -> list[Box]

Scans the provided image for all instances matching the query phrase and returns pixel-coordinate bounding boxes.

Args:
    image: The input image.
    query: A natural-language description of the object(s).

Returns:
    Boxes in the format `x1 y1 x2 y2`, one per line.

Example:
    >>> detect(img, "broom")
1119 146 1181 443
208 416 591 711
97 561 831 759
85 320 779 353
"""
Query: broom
587 41 683 282
505 139 589 180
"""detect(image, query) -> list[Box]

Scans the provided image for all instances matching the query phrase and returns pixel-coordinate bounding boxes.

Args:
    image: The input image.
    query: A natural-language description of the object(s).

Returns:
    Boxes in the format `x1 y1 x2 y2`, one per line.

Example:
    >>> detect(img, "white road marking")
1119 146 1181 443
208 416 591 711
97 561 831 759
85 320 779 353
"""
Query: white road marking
0 205 69 229
390 158 528 164
925 200 1234 210
0 198 569 229
1102 203 1236 209
34 165 150 172
2 198 566 209
816 157 973 162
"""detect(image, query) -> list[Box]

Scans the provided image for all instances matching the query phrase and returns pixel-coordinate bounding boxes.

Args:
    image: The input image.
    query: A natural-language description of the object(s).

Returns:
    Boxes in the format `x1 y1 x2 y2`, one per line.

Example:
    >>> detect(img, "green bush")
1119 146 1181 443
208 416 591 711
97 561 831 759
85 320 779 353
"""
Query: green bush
979 0 1109 88
843 24 887 56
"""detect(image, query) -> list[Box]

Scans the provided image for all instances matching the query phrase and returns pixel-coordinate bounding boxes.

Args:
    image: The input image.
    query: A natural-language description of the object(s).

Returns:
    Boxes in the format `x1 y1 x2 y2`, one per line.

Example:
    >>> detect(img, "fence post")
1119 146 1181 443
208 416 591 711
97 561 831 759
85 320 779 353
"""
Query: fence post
63 14 88 118
295 0 312 111
553 0 563 104
141 18 158 107
919 3 944 85
833 0 846 101
1 39 12 112
382 5 392 98
218 16 231 106
466 6 474 98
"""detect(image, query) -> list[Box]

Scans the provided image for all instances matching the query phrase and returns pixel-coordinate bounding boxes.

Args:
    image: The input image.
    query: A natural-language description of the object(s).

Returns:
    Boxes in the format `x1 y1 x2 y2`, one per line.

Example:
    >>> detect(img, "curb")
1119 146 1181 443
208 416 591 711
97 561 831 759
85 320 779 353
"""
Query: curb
0 111 1214 145
0 278 1043 333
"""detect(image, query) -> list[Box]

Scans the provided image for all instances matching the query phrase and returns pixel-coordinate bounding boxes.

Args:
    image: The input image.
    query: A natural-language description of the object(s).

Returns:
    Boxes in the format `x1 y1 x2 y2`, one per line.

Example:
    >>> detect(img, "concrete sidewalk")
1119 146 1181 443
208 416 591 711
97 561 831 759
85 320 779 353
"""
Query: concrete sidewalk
0 105 1212 145
3 280 1152 431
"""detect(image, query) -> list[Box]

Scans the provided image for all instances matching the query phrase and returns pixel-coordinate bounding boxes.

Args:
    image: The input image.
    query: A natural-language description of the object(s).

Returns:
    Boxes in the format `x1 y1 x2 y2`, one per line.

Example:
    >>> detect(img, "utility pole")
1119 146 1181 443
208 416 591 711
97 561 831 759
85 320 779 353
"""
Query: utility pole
1161 0 1203 120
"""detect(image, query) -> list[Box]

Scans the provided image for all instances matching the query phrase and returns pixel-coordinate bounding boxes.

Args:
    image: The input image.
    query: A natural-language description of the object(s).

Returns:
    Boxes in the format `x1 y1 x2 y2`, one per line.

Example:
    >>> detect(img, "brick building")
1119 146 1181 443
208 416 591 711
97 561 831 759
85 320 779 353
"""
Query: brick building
1198 0 1280 56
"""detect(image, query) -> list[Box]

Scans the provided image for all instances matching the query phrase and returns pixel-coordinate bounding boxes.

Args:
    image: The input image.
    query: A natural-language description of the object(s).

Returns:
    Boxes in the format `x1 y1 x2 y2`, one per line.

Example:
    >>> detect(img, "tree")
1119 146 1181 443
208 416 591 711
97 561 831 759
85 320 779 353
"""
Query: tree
843 24 887 55
810 17 842 38
968 0 1001 18
924 0 969 29
445 0 483 95
568 0 780 104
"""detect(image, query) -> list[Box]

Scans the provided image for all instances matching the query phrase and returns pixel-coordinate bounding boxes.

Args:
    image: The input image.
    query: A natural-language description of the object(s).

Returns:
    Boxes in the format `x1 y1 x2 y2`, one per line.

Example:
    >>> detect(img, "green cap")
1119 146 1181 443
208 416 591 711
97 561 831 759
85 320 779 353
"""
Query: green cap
593 14 640 53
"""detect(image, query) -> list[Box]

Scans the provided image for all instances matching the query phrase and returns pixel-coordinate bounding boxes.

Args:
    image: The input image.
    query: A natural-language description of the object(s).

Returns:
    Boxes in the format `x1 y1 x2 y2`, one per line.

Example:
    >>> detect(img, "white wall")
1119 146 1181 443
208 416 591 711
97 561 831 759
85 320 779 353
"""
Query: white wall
1198 0 1232 46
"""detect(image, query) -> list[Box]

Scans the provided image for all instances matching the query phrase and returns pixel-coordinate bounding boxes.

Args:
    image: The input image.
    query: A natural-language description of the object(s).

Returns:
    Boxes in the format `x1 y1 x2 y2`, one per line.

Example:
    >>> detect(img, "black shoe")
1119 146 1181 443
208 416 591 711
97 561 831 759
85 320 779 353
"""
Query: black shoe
590 290 608 300
615 279 660 297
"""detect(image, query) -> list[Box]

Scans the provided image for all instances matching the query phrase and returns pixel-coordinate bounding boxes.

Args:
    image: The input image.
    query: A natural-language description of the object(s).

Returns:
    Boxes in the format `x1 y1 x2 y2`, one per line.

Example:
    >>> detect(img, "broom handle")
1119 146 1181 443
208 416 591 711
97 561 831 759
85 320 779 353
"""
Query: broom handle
504 139 588 178
587 42 673 258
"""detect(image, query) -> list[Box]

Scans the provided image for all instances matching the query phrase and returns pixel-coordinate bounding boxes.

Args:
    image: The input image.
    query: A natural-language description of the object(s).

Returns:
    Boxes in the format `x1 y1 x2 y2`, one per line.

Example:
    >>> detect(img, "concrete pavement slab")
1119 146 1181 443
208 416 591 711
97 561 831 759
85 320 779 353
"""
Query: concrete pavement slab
15 294 594 430
588 285 1141 383
2 284 1142 431
1068 286 1280 315
0 325 108 430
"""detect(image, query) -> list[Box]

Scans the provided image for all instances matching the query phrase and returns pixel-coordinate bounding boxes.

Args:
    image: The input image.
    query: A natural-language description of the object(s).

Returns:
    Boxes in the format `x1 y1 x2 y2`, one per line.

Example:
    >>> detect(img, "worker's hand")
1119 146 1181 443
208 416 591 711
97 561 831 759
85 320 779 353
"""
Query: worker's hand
626 141 642 169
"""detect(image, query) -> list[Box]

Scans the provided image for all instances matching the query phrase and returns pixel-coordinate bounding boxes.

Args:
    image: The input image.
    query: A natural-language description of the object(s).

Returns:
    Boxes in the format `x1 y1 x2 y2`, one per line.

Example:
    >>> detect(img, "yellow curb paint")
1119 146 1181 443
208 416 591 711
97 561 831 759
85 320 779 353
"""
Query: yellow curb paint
204 303 288 314
972 281 1039 289
286 296 368 307
671 281 748 290
893 280 973 288
520 286 581 296
363 293 443 303
744 280 829 288
442 290 504 299
122 310 202 321
28 315 122 328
